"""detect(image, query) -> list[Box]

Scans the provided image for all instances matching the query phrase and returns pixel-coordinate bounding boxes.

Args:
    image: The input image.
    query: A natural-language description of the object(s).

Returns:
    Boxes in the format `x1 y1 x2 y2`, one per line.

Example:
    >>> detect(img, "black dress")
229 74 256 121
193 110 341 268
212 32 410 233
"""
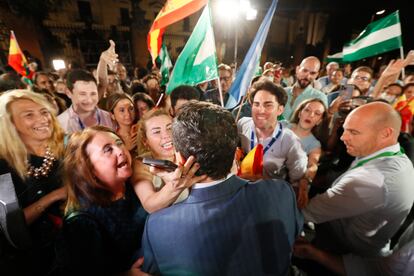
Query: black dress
0 156 64 275
57 183 148 275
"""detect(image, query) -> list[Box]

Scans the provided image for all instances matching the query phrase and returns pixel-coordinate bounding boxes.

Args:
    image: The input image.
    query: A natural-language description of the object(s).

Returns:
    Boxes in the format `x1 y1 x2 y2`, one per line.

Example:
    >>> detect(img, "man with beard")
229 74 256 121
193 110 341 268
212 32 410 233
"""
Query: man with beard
282 56 328 120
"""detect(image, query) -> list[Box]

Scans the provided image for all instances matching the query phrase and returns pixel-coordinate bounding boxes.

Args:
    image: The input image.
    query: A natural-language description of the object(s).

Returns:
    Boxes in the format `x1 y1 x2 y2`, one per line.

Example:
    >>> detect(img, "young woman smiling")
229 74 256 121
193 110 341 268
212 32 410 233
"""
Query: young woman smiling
132 109 192 213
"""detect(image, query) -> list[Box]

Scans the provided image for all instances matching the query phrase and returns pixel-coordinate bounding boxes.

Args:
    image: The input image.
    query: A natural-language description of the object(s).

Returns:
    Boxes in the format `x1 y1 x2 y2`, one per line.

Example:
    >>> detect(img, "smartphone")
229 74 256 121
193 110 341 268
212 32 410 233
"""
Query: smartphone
340 84 354 100
142 158 178 172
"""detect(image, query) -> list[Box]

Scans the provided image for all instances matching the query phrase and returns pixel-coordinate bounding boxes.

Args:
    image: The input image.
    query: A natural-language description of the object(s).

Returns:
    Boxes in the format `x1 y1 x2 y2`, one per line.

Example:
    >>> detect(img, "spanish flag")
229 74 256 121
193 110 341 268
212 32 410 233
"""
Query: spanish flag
148 0 208 65
239 144 264 177
8 31 33 79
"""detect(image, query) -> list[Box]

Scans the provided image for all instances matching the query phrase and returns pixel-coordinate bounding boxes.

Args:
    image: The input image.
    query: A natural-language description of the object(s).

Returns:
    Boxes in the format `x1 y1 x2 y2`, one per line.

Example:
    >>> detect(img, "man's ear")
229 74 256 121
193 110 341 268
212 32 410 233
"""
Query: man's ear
175 151 186 166
169 106 175 117
380 127 394 139
277 104 285 116
67 90 73 99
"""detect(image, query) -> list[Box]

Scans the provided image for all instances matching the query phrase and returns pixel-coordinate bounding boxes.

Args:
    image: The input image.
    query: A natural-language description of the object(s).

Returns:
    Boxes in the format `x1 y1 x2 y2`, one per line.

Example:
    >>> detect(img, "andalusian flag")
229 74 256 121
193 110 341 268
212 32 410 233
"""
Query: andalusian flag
239 144 263 177
8 31 33 78
343 11 402 62
159 43 173 86
166 5 218 94
148 0 208 64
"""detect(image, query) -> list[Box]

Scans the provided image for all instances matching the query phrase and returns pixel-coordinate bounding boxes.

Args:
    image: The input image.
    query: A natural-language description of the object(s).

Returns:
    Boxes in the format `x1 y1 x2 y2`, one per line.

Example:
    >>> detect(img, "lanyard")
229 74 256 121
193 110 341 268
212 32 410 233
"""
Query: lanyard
250 123 283 155
78 110 101 130
350 148 404 170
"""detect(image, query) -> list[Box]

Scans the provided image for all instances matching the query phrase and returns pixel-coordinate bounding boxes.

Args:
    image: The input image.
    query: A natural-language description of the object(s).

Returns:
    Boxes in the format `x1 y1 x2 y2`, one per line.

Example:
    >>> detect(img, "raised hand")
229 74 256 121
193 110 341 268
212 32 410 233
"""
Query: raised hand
100 40 118 70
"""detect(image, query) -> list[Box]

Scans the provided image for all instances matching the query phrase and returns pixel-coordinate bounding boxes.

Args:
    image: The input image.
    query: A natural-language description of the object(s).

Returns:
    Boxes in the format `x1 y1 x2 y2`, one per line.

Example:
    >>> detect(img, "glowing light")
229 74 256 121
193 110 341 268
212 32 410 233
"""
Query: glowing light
52 59 65 70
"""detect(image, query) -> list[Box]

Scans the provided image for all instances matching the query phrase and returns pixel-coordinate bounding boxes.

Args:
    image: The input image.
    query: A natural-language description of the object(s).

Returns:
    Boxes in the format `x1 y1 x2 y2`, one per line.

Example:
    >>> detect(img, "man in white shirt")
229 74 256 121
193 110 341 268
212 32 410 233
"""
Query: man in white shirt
237 79 307 183
303 102 414 257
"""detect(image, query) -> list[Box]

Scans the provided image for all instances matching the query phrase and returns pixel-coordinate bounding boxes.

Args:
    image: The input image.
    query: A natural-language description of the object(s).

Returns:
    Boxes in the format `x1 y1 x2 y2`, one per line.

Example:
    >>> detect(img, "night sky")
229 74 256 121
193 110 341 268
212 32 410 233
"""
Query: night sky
276 0 412 52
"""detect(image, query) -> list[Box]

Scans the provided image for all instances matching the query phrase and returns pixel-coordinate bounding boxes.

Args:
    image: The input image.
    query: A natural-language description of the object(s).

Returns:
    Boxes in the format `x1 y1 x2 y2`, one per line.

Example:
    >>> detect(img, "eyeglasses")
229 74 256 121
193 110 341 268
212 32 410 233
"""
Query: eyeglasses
352 75 370 82
220 76 232 82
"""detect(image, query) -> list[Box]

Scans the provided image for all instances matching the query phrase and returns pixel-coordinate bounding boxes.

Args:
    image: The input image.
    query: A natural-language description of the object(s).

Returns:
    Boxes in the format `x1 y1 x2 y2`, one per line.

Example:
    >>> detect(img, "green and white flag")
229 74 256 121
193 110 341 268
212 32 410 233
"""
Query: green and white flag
159 43 172 86
325 52 343 63
343 10 402 62
166 5 218 94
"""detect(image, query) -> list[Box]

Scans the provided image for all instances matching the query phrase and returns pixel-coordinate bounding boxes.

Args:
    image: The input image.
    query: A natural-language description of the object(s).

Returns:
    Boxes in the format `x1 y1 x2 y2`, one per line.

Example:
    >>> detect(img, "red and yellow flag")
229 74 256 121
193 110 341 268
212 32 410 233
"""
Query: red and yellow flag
8 31 33 79
148 0 208 64
239 144 264 177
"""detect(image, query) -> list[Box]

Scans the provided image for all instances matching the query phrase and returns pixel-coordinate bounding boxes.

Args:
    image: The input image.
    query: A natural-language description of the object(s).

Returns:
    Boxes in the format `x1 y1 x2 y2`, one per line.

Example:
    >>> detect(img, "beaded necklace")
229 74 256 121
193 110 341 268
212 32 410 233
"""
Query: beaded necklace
27 146 56 178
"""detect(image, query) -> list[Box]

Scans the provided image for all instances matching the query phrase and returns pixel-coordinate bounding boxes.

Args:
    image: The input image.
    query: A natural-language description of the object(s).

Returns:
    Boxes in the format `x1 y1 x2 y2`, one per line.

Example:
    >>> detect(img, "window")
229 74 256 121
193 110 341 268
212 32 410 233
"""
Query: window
78 1 93 22
120 8 130 26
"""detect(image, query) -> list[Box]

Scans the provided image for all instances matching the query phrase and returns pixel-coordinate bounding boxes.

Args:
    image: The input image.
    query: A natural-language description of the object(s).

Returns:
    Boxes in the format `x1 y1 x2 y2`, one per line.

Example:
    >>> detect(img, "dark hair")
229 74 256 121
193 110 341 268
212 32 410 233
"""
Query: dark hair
134 67 148 80
33 71 50 86
170 85 201 110
0 73 26 91
249 79 288 106
173 101 239 179
106 93 134 113
66 69 97 91
403 83 414 95
132 93 155 109
131 81 146 94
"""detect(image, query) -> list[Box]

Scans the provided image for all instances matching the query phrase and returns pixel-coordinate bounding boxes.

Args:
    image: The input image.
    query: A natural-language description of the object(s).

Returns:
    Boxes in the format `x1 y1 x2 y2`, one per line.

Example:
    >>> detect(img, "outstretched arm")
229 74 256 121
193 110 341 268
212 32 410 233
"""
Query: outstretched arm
97 40 118 99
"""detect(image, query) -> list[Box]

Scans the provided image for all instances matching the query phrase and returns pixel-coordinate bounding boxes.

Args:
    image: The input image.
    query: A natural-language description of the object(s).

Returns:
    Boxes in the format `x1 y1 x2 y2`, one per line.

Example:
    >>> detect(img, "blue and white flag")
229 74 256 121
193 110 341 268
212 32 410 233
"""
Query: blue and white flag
225 0 278 109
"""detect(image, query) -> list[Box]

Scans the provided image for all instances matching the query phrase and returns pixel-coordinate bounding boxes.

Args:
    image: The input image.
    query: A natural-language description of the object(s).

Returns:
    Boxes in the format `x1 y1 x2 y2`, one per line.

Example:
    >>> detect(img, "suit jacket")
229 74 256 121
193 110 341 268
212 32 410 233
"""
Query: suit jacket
142 175 303 276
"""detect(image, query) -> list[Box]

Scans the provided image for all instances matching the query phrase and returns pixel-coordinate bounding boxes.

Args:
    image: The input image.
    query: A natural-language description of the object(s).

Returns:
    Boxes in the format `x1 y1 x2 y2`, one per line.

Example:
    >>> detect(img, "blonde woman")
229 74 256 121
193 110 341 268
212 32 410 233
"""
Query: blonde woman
0 90 67 275
132 109 204 213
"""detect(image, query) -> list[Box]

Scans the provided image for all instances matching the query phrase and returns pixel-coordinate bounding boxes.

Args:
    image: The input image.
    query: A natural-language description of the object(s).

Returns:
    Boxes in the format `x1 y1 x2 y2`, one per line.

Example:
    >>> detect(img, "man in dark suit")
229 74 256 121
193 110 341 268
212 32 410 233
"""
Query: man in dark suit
141 101 303 276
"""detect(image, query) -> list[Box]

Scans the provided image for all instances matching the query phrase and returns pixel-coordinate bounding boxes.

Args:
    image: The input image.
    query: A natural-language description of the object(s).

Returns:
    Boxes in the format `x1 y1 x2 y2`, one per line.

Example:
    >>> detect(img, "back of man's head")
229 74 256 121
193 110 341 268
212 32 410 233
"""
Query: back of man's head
173 101 239 179
170 85 201 111
66 69 97 91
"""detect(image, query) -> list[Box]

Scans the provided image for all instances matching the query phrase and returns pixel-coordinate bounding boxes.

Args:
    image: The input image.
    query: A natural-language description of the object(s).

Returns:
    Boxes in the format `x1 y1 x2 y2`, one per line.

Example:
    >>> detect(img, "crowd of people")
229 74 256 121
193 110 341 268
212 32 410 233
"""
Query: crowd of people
0 40 414 275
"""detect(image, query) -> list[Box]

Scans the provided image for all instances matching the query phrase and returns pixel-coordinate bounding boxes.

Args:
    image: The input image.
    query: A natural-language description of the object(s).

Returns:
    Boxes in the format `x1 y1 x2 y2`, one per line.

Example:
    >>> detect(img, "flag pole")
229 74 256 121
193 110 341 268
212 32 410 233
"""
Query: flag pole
235 94 248 122
155 93 164 107
217 77 224 107
400 46 405 80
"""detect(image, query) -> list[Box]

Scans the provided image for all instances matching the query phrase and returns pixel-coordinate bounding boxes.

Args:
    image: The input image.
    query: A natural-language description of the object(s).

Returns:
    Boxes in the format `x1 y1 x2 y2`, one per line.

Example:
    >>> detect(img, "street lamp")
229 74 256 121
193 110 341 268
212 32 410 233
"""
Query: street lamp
215 0 257 72
52 59 66 71
371 9 386 22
